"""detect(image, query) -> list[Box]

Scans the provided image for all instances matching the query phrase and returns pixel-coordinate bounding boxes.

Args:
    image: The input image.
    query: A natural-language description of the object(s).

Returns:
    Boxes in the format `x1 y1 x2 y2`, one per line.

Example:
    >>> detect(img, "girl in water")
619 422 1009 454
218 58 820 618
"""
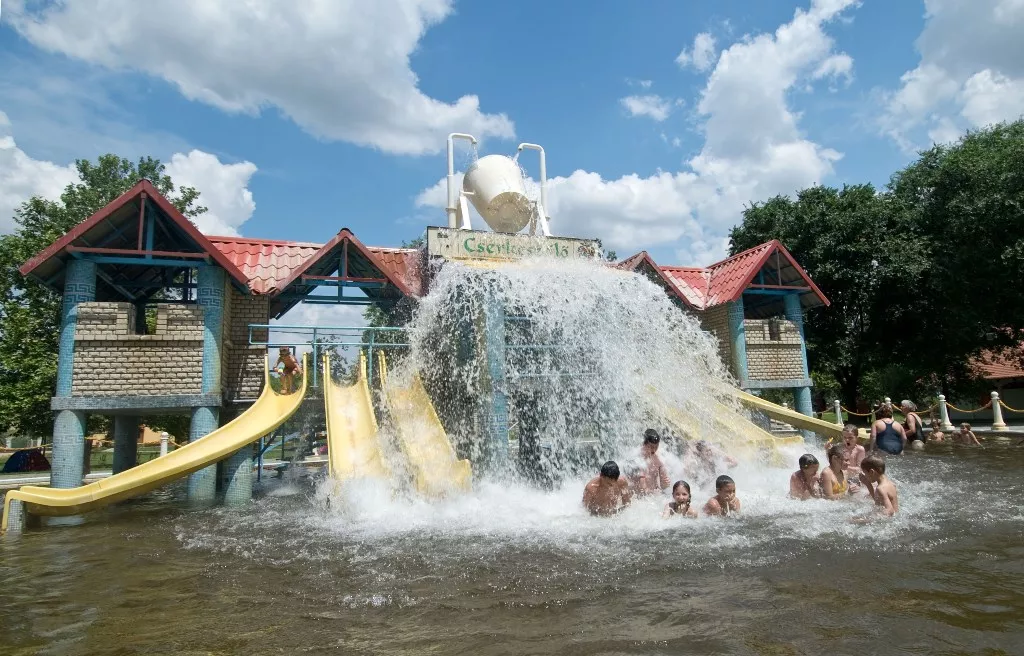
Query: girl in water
662 480 698 518
789 453 821 500
819 445 851 499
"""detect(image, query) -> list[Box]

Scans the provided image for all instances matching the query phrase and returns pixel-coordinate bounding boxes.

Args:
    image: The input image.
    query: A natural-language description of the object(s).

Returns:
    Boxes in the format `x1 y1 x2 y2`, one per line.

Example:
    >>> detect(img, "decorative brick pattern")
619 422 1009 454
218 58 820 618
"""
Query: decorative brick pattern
187 406 219 502
744 318 806 381
697 305 732 373
51 409 86 488
56 259 97 396
224 287 270 400
71 302 204 397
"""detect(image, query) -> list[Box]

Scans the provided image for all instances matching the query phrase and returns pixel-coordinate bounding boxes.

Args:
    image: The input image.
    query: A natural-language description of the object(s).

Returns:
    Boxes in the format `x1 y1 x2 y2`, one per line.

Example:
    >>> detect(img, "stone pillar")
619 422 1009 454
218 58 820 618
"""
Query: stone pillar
480 294 510 473
938 394 954 430
112 415 140 474
783 293 813 418
991 391 1007 431
4 498 26 534
223 447 253 505
188 265 225 503
726 299 748 385
50 259 95 489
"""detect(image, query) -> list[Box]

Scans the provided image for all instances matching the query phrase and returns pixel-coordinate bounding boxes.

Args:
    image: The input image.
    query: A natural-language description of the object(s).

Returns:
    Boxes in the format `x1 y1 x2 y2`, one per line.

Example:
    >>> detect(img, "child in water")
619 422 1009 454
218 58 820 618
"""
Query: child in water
583 461 633 516
703 475 741 517
928 419 945 442
789 453 821 500
662 480 698 518
841 423 866 478
819 445 851 499
955 423 982 445
852 455 898 521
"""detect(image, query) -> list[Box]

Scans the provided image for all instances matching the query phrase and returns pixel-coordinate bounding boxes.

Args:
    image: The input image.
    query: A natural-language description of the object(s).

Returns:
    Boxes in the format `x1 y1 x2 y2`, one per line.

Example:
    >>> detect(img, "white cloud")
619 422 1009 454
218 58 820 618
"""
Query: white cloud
5 0 514 156
639 79 653 89
416 1 854 265
0 113 257 236
620 95 674 121
165 150 257 236
0 111 79 233
676 32 718 72
812 53 853 83
880 0 1024 150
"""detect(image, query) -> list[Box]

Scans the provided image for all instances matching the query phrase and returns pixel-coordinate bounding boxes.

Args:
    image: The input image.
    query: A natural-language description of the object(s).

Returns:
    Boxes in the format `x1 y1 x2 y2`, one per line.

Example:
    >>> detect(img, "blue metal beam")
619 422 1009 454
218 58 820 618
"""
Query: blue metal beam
743 289 803 296
75 255 202 267
277 296 380 305
303 279 385 289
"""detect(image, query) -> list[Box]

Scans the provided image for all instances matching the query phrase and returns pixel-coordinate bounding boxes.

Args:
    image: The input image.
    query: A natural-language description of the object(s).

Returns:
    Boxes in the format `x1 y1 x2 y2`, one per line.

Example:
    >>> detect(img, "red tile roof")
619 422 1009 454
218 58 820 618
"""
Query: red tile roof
621 239 830 310
207 236 321 294
974 350 1024 380
614 250 692 307
367 247 424 298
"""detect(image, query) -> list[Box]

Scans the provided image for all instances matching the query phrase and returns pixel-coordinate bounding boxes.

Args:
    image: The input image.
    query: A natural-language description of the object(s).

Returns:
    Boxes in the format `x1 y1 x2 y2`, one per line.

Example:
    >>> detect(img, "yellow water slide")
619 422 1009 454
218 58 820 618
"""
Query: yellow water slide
323 353 389 483
377 353 472 497
2 356 307 532
731 388 844 439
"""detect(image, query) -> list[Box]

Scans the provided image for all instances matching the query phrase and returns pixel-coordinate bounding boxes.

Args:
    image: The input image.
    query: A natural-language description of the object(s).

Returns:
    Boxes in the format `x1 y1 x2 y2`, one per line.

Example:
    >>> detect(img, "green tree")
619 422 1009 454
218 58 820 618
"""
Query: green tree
0 155 207 438
729 184 915 407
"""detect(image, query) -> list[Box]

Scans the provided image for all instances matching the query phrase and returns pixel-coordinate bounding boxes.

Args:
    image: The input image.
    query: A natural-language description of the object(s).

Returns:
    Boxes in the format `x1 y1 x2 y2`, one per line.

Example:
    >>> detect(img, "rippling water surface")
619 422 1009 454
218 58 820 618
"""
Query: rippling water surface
2 441 1022 655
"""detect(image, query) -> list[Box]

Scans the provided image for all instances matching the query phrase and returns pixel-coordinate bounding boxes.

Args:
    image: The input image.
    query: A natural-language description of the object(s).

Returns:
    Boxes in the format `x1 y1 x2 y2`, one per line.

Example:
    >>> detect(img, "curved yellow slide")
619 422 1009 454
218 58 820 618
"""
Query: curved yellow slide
323 353 389 483
2 356 307 532
377 353 472 497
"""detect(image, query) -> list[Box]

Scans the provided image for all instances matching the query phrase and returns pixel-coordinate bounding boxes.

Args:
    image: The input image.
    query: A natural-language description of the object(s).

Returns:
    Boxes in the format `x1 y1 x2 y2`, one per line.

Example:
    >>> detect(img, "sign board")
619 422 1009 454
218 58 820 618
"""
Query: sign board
426 227 600 263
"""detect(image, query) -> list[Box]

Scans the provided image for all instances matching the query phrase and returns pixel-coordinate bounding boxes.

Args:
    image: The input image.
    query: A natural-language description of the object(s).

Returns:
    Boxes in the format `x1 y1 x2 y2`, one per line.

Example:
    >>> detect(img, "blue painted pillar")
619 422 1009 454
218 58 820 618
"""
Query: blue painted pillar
481 293 510 473
112 415 140 474
784 293 814 419
188 265 225 503
50 259 95 489
726 298 748 386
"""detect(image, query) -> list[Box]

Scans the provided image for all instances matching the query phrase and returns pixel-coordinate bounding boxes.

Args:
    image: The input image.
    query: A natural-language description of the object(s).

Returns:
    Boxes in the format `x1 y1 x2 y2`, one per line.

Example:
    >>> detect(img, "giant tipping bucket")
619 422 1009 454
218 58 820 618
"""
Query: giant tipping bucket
462 154 533 233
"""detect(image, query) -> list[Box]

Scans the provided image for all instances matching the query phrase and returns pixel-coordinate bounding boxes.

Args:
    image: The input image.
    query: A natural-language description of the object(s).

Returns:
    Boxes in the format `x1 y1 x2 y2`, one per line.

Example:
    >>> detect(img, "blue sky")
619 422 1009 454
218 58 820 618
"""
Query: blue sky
1 0 1022 271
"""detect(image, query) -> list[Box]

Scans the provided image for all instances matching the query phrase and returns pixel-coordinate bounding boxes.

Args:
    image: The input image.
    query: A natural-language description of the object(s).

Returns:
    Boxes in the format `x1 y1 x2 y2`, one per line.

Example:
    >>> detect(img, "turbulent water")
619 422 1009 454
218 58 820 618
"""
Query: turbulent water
2 259 1023 654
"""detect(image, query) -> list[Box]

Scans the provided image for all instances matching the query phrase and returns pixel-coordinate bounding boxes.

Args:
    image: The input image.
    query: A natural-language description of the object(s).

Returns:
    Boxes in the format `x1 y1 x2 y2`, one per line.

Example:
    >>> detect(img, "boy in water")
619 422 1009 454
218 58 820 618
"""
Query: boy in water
928 420 945 442
703 475 741 517
853 455 898 521
956 423 982 445
274 347 302 394
789 453 821 500
583 461 633 516
841 423 866 479
637 429 670 495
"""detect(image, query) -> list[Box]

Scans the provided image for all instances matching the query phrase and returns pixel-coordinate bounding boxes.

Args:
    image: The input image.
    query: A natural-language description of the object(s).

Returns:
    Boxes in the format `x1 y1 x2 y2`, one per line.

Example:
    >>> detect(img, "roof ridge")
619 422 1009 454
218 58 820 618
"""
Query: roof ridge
207 235 324 248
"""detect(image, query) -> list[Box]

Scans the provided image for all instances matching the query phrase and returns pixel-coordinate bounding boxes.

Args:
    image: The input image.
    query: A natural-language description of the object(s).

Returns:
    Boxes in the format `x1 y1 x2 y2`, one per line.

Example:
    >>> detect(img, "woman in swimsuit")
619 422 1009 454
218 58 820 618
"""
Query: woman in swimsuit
789 453 821 500
870 403 906 455
819 444 850 499
901 400 924 444
662 480 697 518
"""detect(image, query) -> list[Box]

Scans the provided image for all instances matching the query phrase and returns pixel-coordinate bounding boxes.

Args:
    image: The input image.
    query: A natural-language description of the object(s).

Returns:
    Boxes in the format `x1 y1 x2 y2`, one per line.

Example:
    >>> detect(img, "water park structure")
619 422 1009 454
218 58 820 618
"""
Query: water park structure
2 135 845 533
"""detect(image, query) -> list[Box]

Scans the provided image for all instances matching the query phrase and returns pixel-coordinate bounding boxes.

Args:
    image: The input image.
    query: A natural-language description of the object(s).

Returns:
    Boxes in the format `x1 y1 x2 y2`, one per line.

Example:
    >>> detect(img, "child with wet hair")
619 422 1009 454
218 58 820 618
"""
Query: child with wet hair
662 480 697 518
703 475 740 517
819 445 851 499
841 423 866 475
583 461 633 516
956 423 981 445
789 453 821 500
852 455 898 522
928 419 945 442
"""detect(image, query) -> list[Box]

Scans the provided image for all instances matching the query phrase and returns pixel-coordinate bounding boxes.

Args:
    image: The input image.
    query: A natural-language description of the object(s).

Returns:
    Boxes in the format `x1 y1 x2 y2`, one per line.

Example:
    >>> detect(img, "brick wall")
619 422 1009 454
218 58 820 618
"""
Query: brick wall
744 318 806 381
71 302 203 396
697 305 732 374
223 287 269 400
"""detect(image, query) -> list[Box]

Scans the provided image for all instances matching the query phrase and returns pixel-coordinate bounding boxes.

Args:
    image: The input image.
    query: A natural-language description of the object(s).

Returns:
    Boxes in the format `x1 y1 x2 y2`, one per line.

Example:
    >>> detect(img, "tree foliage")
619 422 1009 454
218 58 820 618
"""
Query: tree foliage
0 155 207 438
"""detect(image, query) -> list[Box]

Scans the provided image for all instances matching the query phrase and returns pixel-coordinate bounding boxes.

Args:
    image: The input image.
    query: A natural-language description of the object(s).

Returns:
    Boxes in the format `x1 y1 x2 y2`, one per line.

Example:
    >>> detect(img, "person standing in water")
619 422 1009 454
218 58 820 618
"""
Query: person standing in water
583 461 633 516
819 445 850 499
852 455 898 521
637 429 670 495
928 419 946 442
703 475 741 517
901 400 925 447
870 403 906 455
955 423 982 445
662 480 698 518
789 453 821 500
841 424 866 476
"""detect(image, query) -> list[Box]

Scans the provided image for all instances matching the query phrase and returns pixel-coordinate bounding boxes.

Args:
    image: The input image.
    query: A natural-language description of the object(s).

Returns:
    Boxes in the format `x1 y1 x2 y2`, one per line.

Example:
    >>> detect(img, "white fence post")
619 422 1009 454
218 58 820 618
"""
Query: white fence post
991 391 1007 431
159 432 169 457
833 399 843 426
938 394 954 430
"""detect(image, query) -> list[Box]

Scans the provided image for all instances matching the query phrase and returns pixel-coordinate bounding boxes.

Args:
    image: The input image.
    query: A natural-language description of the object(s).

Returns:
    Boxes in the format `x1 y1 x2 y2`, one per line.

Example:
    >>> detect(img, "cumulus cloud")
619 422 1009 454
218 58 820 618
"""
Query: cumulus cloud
419 0 853 264
880 0 1024 151
0 113 257 235
165 150 257 236
0 111 79 232
676 33 718 72
5 0 514 156
620 95 674 121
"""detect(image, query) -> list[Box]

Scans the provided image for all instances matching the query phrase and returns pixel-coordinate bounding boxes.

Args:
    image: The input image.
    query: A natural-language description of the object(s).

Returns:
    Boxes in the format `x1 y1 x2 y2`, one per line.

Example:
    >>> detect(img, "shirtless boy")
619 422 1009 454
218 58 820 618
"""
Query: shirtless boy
703 475 741 517
789 453 821 500
637 429 670 495
841 424 866 478
583 461 633 516
853 455 898 521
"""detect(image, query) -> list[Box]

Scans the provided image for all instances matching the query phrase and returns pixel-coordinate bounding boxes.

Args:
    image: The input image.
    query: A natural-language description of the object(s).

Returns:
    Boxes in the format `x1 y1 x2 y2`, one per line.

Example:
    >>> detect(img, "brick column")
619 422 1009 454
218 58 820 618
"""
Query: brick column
112 415 140 474
479 294 510 473
188 265 224 503
50 259 95 489
783 293 814 422
726 298 748 386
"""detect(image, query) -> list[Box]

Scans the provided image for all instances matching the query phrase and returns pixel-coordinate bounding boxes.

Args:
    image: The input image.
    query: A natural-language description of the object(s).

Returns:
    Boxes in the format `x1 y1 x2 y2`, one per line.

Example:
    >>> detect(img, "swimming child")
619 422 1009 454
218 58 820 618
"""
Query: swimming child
703 475 741 517
662 480 698 518
789 453 821 500
637 428 671 495
685 440 738 488
955 423 981 445
841 423 866 476
583 461 633 516
870 403 906 455
851 455 898 522
819 445 850 499
928 419 945 442
274 347 302 394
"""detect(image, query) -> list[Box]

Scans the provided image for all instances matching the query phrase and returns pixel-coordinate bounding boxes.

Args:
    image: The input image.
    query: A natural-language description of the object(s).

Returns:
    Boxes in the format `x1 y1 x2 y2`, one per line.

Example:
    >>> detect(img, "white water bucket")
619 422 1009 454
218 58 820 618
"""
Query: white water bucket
462 155 533 233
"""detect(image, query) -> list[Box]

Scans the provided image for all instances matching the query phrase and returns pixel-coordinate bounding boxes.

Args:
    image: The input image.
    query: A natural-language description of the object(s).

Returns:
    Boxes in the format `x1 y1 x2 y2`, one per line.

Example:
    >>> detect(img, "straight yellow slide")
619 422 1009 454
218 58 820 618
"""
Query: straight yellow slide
732 388 844 439
377 353 472 497
323 353 389 483
2 356 307 532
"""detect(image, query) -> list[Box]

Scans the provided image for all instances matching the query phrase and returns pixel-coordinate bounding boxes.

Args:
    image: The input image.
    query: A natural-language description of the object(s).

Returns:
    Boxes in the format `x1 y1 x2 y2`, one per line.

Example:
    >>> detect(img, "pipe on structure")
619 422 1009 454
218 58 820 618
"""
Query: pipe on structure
516 143 551 236
447 133 478 229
